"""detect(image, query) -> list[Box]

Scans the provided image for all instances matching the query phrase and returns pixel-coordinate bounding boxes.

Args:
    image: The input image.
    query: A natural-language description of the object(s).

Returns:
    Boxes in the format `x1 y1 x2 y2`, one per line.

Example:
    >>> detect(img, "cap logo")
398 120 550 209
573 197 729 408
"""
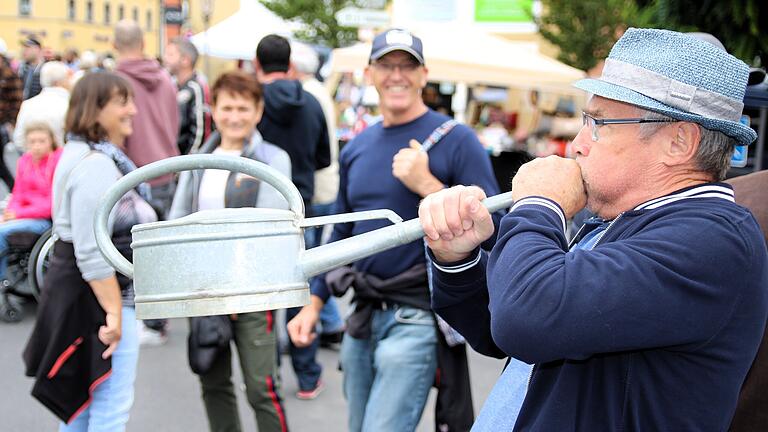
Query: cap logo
385 30 413 47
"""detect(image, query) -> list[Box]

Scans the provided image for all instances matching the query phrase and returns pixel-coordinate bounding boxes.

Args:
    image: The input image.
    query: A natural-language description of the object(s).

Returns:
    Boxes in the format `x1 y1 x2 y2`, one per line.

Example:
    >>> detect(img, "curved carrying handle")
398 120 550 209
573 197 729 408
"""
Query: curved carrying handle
94 154 304 278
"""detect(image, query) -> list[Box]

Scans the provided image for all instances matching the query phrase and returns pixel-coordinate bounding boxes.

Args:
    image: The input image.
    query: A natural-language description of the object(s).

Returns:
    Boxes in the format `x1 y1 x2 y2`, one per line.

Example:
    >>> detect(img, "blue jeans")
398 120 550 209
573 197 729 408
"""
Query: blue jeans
340 305 438 432
319 296 345 334
285 306 322 391
0 218 51 279
60 307 139 432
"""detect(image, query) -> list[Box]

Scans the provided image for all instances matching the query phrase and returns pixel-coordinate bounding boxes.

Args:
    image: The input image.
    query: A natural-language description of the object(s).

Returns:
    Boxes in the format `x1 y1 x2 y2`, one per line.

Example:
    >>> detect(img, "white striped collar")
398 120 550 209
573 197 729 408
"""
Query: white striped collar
633 183 734 211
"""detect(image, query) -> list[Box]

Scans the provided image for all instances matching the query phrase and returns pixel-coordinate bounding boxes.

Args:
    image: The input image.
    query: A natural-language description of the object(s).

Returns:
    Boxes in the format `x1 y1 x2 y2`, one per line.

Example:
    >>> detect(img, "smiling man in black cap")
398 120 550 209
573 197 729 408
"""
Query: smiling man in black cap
288 28 500 432
19 36 44 100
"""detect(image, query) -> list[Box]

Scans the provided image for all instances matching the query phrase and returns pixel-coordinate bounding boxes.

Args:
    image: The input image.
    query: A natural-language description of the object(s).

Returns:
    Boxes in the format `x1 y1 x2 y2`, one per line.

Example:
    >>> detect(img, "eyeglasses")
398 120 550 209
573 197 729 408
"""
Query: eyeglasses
371 61 421 74
581 112 677 142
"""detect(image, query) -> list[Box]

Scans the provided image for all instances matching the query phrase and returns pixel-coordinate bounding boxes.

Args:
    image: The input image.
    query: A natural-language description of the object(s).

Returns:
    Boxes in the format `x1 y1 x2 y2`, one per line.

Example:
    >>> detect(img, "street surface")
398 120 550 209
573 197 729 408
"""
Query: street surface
0 147 508 431
2 292 507 431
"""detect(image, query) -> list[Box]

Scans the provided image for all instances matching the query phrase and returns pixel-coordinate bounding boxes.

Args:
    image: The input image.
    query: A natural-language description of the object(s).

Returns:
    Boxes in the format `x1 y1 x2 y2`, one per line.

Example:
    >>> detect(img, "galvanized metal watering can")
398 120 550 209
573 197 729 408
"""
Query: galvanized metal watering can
94 155 513 319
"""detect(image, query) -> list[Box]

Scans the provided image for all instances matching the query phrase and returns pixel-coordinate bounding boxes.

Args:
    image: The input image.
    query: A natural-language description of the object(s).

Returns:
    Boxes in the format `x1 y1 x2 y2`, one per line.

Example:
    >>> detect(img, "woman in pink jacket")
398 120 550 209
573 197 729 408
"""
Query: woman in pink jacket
0 121 62 281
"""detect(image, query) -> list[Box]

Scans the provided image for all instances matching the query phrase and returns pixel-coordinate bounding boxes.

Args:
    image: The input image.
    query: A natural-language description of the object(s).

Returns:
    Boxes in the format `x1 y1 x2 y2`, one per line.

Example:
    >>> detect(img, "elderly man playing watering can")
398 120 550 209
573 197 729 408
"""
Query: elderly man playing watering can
288 29 501 431
417 28 768 431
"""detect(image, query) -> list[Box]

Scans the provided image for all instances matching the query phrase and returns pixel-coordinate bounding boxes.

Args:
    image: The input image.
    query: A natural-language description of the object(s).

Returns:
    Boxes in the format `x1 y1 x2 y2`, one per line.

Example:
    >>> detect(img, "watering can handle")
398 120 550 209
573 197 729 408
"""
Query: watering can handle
94 154 305 278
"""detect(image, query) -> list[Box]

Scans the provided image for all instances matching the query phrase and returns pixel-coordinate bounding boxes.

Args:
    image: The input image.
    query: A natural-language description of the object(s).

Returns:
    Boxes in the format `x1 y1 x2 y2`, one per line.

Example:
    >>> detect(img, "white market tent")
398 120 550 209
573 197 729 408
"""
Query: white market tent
190 0 301 60
330 28 586 91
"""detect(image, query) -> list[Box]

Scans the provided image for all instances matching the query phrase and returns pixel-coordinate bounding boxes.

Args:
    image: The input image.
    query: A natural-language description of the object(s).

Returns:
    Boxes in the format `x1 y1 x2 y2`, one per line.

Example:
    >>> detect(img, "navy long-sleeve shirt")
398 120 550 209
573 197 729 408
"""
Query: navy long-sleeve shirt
432 184 768 431
311 110 500 301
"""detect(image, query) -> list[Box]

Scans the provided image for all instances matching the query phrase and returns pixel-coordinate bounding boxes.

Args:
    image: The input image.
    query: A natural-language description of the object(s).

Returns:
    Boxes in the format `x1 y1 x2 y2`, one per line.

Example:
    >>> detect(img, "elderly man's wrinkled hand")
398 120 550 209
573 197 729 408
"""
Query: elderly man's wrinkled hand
419 186 495 263
512 156 587 219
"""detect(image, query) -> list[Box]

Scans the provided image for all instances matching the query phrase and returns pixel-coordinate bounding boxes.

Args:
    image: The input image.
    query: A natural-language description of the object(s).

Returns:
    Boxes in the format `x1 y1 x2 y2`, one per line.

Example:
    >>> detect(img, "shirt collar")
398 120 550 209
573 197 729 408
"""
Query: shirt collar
633 182 734 211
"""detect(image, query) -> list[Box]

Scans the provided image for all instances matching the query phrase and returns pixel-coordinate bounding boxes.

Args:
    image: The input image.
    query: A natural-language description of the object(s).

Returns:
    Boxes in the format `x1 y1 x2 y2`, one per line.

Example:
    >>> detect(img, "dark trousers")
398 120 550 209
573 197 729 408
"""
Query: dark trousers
434 332 474 432
284 306 322 391
278 204 325 392
199 312 288 432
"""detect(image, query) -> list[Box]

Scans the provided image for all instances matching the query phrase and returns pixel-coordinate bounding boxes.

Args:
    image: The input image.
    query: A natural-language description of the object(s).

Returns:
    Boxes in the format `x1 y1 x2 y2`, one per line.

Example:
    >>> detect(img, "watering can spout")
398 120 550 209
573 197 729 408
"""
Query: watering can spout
300 218 423 280
298 191 514 281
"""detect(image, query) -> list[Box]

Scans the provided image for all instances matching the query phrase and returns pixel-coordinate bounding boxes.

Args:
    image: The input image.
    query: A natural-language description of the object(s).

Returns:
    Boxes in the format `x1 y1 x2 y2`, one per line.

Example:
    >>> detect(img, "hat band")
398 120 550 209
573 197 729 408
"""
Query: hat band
601 58 744 122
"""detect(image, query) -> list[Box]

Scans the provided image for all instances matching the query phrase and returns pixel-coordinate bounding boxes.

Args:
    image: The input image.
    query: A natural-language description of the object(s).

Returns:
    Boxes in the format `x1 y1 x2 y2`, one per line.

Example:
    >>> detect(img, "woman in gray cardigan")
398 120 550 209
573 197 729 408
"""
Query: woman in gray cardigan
24 72 156 430
169 70 291 432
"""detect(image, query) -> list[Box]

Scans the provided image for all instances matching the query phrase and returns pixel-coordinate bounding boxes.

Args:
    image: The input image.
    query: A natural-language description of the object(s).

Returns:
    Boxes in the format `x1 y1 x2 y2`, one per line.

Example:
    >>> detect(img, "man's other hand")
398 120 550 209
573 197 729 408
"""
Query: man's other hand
419 185 495 263
512 156 587 219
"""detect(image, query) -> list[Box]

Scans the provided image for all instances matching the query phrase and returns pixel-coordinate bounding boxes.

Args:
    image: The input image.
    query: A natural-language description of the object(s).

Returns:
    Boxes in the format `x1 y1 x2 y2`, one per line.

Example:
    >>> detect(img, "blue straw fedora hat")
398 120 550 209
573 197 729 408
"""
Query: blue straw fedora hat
574 28 757 146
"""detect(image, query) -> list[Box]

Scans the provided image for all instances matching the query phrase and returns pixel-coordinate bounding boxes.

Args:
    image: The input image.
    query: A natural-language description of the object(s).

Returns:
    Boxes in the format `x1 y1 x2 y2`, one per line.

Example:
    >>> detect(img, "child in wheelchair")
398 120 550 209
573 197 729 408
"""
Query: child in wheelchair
0 122 62 321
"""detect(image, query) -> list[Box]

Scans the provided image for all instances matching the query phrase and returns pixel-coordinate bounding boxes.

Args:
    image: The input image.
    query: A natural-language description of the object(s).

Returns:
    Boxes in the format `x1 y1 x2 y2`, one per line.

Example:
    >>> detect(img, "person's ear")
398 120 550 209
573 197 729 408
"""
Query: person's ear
665 122 701 165
364 65 373 85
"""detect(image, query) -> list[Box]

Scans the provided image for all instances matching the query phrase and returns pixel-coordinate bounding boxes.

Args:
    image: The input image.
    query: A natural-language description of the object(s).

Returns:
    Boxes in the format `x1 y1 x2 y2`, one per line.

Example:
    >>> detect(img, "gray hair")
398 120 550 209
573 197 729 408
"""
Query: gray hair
290 42 319 75
171 37 199 67
637 108 736 180
79 50 98 69
40 61 69 87
114 20 144 52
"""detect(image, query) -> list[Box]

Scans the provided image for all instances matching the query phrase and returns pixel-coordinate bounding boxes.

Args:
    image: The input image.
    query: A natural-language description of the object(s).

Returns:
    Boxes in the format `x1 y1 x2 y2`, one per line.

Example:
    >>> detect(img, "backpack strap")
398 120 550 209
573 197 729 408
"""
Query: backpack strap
420 119 459 153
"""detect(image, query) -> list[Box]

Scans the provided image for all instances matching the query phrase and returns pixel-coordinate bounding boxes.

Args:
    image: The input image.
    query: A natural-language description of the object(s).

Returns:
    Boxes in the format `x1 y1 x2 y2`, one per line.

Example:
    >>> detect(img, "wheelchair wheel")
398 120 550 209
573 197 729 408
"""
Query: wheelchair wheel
27 228 54 301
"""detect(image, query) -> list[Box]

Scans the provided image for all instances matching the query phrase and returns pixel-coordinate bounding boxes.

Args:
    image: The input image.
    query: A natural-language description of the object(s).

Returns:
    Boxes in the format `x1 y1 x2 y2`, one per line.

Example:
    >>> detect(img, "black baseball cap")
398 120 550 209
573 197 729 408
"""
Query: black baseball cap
369 29 424 65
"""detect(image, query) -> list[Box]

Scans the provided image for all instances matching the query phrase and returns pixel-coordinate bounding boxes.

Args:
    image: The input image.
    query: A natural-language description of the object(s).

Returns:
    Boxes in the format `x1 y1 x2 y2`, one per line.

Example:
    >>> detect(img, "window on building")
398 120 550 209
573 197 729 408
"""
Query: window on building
104 3 111 24
146 10 152 31
118 5 124 20
132 6 138 22
67 0 76 20
86 0 93 22
19 0 32 16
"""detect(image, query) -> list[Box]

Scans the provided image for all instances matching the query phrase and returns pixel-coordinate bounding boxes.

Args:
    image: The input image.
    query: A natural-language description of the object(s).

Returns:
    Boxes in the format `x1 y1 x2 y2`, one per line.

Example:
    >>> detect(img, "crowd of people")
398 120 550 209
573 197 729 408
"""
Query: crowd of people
0 18 766 432
0 20 344 432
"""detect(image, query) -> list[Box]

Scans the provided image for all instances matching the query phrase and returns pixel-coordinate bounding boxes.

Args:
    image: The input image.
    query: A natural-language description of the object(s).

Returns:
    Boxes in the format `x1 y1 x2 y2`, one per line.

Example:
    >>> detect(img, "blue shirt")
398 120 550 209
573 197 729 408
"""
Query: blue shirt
311 109 500 301
472 222 611 431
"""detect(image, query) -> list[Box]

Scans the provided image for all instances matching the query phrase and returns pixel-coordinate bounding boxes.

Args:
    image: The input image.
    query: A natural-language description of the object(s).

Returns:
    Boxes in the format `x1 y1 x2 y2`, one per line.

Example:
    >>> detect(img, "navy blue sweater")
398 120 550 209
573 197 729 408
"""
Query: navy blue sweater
311 110 500 301
432 183 768 431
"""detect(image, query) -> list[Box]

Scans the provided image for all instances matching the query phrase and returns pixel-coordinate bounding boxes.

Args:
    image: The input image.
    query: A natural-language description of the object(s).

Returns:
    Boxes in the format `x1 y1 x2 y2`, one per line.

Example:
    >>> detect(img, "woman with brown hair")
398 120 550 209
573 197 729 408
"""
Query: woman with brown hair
170 70 290 432
24 71 157 431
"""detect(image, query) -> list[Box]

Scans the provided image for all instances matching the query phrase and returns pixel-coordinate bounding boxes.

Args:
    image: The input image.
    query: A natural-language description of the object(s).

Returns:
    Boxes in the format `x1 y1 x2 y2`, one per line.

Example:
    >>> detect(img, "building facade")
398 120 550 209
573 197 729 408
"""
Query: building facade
0 0 160 59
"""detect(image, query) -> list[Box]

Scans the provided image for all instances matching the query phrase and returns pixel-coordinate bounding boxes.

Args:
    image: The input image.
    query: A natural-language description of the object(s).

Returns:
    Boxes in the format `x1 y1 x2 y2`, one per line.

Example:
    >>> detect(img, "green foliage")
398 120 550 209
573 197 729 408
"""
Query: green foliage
538 0 767 71
639 0 767 67
260 0 367 48
537 0 656 71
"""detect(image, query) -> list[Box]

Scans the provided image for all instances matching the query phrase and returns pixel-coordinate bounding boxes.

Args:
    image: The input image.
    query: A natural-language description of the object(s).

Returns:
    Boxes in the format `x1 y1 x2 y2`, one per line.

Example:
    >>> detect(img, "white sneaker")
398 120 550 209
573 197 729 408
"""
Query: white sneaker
139 324 168 347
